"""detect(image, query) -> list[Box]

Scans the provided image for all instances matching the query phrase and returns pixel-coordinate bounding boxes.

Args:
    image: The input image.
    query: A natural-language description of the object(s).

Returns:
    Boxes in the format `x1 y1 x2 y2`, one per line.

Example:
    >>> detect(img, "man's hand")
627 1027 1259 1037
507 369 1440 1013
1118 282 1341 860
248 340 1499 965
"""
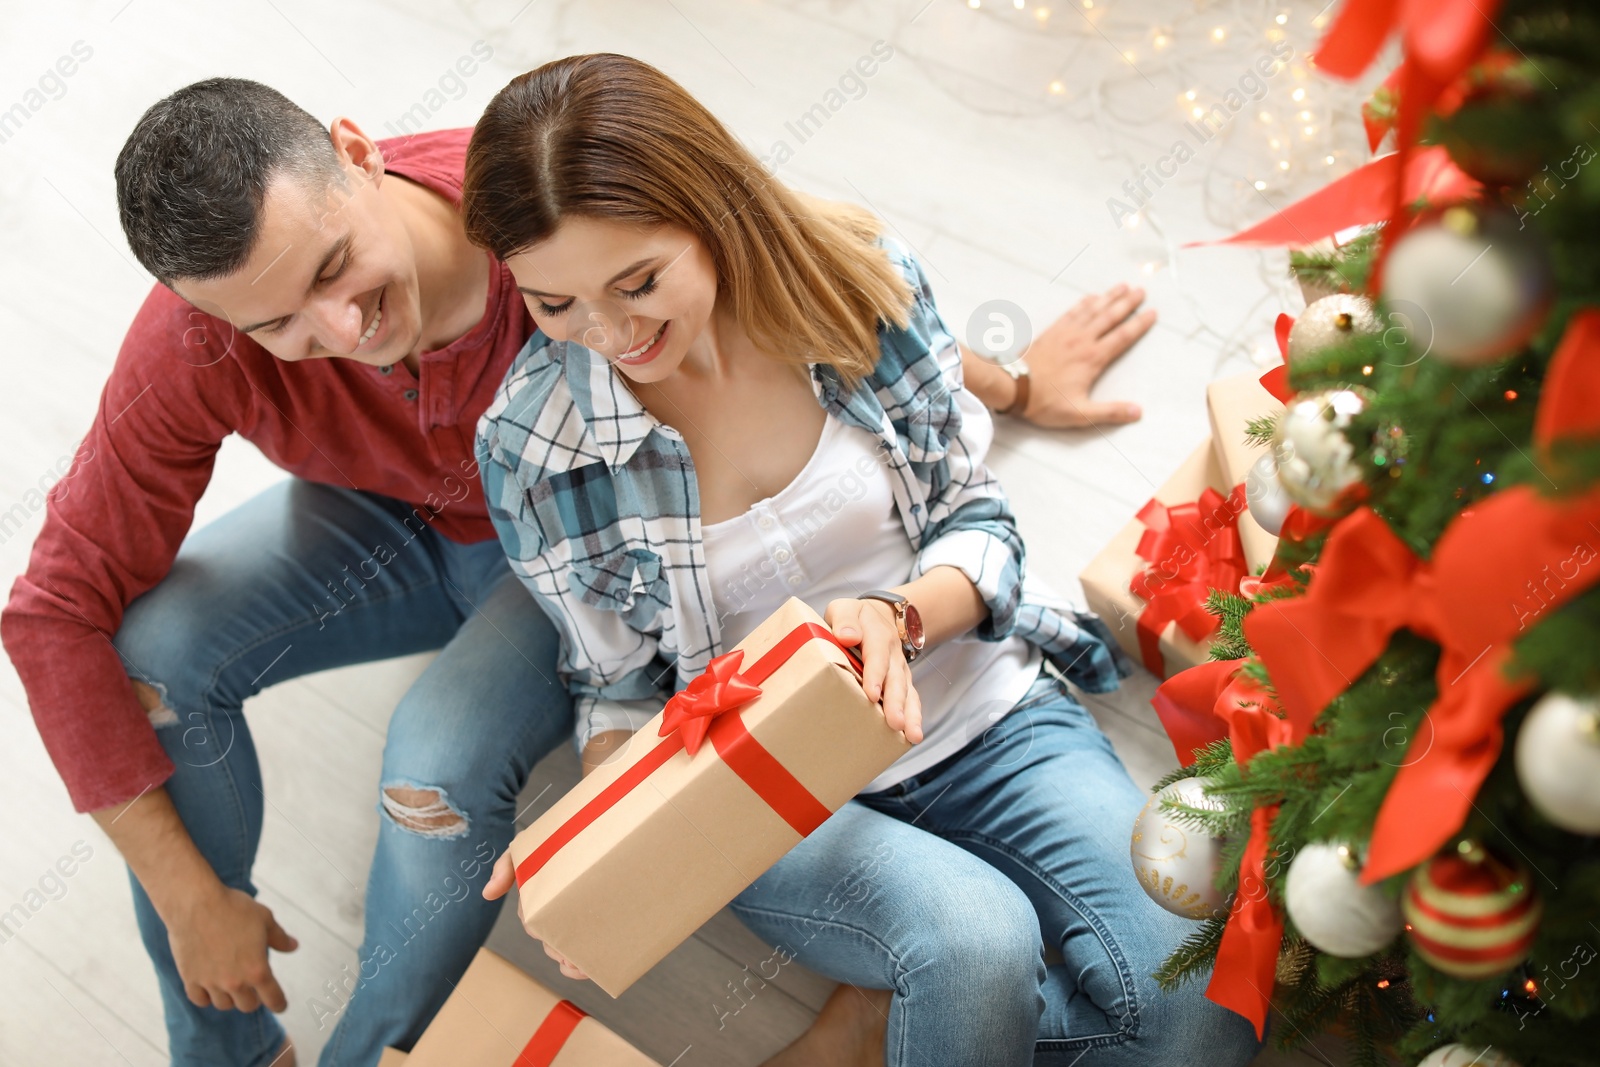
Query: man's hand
964 283 1154 429
167 884 297 1012
1023 283 1153 428
484 851 591 981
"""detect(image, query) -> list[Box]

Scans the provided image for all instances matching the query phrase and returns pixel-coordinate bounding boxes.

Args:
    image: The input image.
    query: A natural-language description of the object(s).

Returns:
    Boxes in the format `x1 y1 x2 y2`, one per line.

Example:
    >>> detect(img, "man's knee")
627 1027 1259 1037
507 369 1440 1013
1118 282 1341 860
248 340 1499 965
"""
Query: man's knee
381 783 470 838
131 679 180 728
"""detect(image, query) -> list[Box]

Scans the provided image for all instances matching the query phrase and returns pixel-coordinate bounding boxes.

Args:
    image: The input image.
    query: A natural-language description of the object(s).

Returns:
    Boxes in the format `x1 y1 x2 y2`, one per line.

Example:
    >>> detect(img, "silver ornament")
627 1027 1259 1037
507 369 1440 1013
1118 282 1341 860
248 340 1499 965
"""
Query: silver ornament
1382 204 1553 366
1515 692 1600 834
1416 1045 1520 1067
1245 453 1293 536
1287 294 1381 364
1129 777 1230 919
1283 843 1404 958
1271 388 1370 515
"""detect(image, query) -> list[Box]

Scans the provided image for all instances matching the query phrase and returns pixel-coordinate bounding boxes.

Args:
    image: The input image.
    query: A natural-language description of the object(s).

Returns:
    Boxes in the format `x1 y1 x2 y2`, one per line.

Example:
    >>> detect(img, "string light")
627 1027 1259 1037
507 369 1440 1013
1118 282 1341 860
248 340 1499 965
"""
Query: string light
1325 154 1336 164
1049 80 1066 94
1123 49 1136 61
1153 32 1169 49
1184 89 1197 100
1034 6 1050 22
1211 26 1227 41
1292 88 1306 101
1254 180 1267 190
1014 0 1025 7
1275 12 1288 24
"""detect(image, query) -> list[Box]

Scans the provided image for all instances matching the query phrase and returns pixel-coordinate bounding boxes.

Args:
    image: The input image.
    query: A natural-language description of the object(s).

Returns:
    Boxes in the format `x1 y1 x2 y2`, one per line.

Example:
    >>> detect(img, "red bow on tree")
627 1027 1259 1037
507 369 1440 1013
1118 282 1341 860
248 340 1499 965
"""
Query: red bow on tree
1245 310 1600 882
1153 660 1302 1037
657 650 763 756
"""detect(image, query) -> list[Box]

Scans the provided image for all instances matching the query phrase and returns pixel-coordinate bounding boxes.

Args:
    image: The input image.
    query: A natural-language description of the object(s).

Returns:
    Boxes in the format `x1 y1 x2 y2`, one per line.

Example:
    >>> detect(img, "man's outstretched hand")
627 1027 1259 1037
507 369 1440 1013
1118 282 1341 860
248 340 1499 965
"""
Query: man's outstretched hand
963 282 1155 429
1020 283 1153 428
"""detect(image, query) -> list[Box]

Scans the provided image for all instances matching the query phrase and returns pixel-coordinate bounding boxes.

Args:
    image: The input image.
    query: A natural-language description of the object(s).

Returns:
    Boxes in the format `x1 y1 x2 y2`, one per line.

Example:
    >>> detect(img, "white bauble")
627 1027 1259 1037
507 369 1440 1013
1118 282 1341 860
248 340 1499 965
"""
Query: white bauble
1287 294 1381 363
1245 453 1293 536
1130 777 1230 919
1515 692 1600 834
1416 1044 1520 1067
1382 204 1553 366
1283 842 1404 958
1271 388 1370 514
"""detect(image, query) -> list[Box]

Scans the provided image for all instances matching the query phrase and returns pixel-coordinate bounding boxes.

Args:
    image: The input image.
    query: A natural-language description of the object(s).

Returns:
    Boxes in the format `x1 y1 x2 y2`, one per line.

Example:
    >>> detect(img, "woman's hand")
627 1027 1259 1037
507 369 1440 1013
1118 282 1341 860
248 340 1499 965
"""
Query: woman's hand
483 851 591 981
825 598 924 744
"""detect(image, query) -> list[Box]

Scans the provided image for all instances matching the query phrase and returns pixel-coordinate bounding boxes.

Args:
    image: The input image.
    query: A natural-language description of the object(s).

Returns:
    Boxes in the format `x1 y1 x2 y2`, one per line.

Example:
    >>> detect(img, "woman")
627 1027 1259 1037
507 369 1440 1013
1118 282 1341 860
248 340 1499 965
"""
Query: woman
465 54 1258 1067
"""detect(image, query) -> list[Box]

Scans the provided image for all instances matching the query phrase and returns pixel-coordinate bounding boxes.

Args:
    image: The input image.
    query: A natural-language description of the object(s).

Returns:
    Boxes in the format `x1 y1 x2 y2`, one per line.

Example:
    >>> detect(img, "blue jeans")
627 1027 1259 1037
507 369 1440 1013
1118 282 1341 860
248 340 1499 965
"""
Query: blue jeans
729 671 1260 1066
111 480 572 1067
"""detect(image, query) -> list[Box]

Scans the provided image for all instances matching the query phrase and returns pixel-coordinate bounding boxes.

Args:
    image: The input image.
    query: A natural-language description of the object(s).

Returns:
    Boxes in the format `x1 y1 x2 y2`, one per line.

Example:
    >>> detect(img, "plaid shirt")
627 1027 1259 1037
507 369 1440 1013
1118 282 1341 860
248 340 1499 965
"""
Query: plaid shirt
477 241 1131 746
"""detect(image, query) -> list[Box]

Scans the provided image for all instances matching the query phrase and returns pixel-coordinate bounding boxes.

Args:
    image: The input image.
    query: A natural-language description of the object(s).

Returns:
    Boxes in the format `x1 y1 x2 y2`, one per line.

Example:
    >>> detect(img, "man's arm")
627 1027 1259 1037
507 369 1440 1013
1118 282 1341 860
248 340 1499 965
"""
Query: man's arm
1 285 295 1012
961 282 1155 428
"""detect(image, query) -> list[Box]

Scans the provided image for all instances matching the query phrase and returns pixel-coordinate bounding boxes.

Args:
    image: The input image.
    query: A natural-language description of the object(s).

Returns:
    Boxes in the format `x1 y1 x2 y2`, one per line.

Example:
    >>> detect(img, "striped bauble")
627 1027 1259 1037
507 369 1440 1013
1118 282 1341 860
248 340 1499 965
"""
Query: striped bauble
1402 843 1541 980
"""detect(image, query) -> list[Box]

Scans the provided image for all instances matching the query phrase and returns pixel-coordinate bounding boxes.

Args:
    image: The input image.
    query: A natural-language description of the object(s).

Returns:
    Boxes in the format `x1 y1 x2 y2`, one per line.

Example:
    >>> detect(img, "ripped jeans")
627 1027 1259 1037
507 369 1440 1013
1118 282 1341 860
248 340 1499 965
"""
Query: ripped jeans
112 480 572 1067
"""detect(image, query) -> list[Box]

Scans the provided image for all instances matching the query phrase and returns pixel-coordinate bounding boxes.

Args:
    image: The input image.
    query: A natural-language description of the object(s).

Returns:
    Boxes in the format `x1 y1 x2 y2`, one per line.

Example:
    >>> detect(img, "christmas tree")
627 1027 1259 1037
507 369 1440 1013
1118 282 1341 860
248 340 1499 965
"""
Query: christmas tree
1136 3 1600 1066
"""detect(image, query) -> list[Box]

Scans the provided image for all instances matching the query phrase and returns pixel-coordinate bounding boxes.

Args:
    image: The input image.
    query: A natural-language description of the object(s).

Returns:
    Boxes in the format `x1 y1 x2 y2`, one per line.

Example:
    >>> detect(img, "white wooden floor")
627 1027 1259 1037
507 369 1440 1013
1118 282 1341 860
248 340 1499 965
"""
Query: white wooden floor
0 1 1382 1063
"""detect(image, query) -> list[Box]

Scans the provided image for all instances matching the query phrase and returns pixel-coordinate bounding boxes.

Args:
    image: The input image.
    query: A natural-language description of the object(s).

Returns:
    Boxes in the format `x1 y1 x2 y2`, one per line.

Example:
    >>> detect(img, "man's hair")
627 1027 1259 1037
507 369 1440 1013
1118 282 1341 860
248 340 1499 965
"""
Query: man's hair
115 78 342 283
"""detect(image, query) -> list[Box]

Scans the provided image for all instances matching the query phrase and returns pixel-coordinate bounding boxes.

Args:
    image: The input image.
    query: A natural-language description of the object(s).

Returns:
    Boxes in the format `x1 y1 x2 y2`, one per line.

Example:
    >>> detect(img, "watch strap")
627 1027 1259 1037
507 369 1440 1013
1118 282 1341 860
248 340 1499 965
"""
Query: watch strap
997 363 1030 418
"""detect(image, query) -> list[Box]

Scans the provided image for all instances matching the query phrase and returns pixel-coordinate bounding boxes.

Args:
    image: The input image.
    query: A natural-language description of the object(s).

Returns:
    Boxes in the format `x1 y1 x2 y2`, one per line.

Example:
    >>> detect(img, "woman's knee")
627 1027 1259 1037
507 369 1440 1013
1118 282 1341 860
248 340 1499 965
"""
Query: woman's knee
904 869 1045 1003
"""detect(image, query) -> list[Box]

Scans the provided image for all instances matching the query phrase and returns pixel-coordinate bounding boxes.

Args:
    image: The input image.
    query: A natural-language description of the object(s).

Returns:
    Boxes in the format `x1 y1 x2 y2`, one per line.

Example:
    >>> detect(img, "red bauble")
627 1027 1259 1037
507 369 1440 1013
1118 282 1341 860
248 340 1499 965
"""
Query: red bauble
1402 844 1541 979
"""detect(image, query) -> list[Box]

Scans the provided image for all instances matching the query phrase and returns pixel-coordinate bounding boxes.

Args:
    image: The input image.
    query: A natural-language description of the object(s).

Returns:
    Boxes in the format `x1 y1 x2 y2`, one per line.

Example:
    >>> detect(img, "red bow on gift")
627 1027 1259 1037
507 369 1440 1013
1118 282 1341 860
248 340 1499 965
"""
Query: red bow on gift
1152 660 1302 1037
1245 310 1600 882
658 650 764 756
1129 486 1250 675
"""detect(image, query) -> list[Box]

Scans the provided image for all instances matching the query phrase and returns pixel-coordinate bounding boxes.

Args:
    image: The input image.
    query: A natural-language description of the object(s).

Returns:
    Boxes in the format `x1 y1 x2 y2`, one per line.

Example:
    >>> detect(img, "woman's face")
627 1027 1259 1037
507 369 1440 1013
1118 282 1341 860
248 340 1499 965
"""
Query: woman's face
505 217 719 385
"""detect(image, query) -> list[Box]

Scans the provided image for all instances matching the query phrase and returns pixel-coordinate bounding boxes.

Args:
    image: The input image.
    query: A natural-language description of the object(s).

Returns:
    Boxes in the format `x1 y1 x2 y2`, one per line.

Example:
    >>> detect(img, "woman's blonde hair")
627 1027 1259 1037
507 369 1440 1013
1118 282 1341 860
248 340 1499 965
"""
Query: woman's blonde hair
462 54 912 387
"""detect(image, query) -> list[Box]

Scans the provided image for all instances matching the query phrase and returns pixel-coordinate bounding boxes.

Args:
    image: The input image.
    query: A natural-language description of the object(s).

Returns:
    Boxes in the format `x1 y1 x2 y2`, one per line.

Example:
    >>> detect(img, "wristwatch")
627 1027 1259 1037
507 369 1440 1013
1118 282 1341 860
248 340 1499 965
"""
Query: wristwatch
857 590 926 663
995 358 1031 418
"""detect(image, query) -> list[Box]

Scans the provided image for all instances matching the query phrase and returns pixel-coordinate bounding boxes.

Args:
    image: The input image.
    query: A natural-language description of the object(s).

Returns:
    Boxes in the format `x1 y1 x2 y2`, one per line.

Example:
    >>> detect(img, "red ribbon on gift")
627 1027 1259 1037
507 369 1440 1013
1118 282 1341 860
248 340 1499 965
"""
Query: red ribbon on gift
515 623 862 888
1244 309 1600 882
1152 659 1301 1037
1128 485 1250 675
515 999 587 1067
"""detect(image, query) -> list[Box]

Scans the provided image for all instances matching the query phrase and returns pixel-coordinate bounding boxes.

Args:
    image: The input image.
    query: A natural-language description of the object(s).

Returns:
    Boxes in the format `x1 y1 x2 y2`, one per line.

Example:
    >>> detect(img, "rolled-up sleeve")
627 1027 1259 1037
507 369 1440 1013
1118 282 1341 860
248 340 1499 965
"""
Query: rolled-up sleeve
897 256 1026 641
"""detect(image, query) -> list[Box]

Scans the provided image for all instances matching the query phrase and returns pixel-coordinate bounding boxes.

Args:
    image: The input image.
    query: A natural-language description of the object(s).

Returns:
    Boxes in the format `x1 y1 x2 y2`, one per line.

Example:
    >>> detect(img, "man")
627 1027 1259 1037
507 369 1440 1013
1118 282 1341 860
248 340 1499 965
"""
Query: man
2 78 1154 1067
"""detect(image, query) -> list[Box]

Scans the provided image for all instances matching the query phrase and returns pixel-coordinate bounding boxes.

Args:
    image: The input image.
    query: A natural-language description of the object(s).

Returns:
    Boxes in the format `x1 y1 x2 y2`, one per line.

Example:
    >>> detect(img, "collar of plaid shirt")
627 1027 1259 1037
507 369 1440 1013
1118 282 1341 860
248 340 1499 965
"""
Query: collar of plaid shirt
476 241 1130 720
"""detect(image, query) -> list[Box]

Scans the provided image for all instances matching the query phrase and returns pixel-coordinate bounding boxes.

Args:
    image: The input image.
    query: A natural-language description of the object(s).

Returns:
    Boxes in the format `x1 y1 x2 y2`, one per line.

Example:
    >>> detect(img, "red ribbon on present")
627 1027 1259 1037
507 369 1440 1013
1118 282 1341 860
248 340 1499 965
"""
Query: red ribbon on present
1152 660 1300 1037
515 1000 588 1067
1244 309 1600 881
515 623 861 888
1128 485 1250 675
657 650 764 756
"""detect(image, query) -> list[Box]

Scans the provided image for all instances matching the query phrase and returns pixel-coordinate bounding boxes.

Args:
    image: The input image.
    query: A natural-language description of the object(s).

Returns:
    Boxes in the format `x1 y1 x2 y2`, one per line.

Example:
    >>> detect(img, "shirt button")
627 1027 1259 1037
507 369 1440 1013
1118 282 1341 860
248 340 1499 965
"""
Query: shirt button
379 365 393 376
787 575 803 587
757 515 774 529
773 547 791 563
404 389 419 401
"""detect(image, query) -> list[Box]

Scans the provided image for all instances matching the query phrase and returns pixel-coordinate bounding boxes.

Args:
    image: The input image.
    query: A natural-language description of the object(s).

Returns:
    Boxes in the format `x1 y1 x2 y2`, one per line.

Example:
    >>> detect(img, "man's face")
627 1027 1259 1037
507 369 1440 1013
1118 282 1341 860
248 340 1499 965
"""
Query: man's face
174 129 422 367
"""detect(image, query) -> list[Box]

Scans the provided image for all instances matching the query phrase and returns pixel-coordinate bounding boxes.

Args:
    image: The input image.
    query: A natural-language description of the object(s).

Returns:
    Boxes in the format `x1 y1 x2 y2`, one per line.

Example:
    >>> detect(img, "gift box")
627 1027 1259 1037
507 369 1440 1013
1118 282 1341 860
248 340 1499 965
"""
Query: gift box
404 949 655 1066
1079 439 1250 678
1205 368 1285 571
508 597 911 996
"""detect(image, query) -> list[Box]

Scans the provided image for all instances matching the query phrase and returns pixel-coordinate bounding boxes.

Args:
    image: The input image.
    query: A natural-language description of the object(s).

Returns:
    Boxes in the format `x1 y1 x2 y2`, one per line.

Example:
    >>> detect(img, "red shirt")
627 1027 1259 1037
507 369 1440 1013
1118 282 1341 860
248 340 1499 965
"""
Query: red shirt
2 129 535 812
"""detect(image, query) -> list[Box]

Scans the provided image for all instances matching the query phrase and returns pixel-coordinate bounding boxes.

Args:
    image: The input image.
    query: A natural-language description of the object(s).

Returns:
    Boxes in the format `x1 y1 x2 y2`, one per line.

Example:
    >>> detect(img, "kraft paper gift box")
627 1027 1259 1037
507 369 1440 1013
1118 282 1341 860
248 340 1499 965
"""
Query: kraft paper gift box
1079 439 1249 679
404 949 655 1066
508 596 911 997
1205 368 1286 572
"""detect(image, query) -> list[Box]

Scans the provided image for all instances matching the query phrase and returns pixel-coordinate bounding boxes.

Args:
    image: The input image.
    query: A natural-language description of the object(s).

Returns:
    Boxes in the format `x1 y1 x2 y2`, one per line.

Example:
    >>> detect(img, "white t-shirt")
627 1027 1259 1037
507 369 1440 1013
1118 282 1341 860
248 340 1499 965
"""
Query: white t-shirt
701 413 1041 792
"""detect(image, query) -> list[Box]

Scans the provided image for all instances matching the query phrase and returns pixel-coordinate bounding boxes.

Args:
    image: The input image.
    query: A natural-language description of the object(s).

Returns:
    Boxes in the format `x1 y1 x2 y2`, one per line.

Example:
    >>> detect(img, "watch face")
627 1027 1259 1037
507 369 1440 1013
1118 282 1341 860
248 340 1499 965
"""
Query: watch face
902 602 926 648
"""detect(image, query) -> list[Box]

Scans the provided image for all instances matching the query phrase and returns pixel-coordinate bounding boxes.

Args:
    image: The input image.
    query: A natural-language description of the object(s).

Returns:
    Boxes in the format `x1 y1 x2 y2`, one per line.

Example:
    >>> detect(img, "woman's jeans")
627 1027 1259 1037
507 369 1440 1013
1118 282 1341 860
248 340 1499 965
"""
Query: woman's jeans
111 480 573 1067
730 671 1261 1067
